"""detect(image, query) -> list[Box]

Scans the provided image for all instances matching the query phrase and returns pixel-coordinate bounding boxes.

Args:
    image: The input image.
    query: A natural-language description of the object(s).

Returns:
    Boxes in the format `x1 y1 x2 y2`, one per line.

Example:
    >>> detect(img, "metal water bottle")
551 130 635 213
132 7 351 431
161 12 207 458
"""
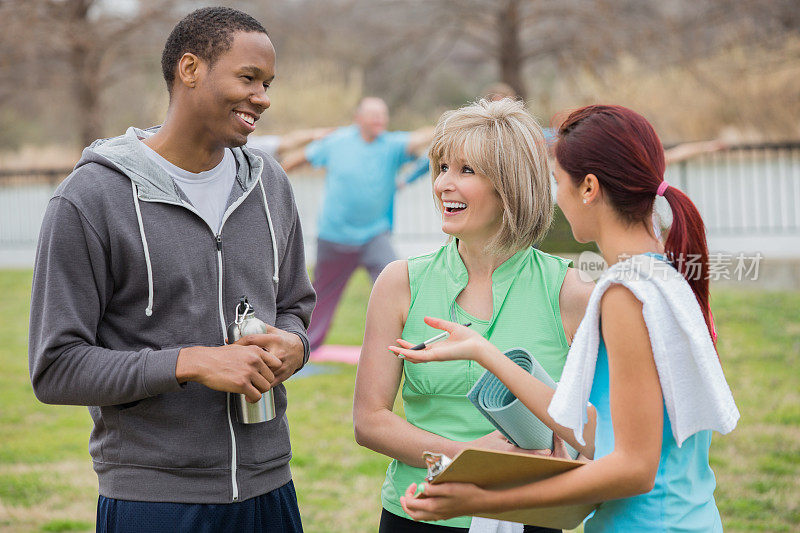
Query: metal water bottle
226 296 277 424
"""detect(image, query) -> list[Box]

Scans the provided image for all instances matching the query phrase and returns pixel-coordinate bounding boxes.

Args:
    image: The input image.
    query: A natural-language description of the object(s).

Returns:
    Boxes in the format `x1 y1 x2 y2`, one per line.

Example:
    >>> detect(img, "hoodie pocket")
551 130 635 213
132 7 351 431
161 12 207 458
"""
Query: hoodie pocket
117 384 229 470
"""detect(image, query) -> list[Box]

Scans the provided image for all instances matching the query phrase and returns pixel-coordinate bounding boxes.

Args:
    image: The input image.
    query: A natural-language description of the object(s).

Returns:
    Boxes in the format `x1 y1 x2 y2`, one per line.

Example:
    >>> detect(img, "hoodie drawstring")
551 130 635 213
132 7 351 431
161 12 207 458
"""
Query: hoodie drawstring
131 182 154 317
258 178 280 284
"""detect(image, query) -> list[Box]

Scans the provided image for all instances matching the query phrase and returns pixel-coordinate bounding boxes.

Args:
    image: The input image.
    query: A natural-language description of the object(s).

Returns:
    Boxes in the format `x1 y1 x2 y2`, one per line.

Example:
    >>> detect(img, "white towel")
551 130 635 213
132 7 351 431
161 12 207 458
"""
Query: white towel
468 517 523 533
548 254 739 447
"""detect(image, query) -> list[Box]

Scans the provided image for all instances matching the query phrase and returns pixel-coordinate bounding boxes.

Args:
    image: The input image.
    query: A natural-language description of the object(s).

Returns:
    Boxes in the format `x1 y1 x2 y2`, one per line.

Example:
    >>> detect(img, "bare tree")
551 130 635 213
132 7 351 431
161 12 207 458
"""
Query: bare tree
335 0 648 101
0 0 177 147
261 0 669 103
1 0 798 147
289 0 798 105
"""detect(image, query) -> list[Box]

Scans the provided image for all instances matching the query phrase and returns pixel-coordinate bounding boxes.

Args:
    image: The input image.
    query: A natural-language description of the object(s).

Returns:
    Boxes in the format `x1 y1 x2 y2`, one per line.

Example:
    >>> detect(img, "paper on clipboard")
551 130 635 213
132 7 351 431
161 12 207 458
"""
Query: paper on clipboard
423 448 597 530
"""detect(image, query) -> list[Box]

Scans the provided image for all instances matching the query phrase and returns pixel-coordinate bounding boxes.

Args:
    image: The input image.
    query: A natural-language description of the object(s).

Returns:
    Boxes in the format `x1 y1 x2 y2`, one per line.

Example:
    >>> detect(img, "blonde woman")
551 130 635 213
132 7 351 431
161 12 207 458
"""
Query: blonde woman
353 99 593 533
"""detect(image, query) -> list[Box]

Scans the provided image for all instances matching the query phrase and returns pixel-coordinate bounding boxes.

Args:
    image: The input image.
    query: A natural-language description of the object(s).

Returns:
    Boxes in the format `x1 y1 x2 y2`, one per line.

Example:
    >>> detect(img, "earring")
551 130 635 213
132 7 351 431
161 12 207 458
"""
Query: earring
582 198 588 204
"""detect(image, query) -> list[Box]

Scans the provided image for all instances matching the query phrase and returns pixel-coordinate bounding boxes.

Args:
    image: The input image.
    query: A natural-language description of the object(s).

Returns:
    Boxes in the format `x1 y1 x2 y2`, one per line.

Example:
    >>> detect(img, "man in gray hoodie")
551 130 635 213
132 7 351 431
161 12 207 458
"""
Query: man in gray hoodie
28 7 315 532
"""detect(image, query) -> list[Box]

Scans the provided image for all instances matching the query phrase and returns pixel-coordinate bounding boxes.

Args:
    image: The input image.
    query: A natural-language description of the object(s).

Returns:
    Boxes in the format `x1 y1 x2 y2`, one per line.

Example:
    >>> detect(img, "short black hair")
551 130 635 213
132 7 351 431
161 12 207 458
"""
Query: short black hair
161 6 268 94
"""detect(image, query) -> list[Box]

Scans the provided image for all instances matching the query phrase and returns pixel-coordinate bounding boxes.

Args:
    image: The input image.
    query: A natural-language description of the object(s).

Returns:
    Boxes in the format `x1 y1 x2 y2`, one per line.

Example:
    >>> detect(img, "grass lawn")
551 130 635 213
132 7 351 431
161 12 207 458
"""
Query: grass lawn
0 268 798 532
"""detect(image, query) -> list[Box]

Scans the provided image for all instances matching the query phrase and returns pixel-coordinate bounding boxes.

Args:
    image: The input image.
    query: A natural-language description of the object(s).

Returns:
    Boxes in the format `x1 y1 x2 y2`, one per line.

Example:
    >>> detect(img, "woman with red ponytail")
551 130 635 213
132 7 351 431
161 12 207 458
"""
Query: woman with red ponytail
391 105 739 532
555 105 717 341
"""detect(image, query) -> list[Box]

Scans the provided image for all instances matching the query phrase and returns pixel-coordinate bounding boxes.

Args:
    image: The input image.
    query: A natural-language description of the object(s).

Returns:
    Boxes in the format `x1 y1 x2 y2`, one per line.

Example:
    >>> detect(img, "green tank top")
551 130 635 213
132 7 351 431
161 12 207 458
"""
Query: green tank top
380 241 572 527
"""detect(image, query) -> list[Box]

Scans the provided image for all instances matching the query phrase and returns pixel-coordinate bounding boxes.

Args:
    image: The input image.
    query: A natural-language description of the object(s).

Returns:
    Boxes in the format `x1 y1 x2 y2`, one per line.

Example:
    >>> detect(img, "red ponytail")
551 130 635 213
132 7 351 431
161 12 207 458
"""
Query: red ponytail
661 186 714 341
556 105 715 341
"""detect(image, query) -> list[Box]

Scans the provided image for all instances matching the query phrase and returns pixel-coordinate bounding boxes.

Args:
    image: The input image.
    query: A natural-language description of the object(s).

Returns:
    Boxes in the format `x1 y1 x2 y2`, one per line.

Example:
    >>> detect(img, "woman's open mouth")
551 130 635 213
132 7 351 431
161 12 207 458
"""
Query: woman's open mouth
443 201 467 215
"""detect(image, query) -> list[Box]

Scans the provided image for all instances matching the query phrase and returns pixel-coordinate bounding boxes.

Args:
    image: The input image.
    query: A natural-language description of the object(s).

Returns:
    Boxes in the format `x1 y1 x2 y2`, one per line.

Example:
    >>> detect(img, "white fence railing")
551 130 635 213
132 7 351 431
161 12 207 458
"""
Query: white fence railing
1 143 799 265
666 144 800 235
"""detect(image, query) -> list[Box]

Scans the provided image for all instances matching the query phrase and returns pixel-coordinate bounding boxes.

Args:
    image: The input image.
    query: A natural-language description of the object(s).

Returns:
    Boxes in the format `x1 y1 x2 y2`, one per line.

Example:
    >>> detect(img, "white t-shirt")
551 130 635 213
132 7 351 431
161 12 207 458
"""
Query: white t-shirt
142 143 237 232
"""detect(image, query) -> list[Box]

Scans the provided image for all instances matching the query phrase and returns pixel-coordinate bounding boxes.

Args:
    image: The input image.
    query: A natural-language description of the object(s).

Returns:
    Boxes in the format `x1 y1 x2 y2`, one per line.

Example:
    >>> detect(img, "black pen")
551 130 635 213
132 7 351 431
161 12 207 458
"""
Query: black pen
409 322 472 350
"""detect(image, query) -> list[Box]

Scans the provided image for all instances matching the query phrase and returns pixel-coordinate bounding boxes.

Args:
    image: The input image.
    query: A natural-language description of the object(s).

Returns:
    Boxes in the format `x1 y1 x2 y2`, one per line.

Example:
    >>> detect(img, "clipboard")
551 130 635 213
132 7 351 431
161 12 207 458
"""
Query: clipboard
425 448 597 530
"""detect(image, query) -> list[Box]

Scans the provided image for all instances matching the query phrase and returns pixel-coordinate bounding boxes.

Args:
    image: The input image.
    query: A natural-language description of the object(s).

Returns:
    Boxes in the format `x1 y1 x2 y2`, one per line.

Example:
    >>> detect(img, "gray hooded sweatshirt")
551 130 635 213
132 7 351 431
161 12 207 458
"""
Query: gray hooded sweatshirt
28 127 316 504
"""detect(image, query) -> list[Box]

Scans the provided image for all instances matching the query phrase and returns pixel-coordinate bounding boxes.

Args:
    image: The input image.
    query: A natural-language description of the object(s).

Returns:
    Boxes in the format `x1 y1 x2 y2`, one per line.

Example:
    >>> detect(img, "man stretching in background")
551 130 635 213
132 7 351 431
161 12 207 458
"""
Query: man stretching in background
283 97 432 351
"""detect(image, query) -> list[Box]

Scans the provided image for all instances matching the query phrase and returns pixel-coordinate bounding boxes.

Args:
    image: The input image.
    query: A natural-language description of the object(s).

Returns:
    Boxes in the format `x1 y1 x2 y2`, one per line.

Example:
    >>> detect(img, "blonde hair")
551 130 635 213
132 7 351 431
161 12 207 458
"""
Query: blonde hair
428 98 553 256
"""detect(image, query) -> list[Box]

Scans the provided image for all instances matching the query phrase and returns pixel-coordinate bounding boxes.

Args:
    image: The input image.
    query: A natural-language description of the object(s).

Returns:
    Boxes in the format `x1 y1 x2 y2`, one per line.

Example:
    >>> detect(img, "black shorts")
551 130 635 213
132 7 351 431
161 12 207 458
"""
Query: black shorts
96 480 303 533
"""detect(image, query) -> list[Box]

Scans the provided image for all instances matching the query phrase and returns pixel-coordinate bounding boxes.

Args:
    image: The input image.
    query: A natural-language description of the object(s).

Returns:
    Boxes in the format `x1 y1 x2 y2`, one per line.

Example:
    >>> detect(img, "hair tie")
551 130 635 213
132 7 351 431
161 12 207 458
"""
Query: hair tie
656 181 670 197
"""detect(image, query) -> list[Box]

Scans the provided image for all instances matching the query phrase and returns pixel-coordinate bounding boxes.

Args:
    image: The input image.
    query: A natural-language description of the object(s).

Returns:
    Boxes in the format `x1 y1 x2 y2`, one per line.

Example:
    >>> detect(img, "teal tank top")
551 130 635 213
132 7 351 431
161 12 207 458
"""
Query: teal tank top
380 241 572 528
586 253 722 532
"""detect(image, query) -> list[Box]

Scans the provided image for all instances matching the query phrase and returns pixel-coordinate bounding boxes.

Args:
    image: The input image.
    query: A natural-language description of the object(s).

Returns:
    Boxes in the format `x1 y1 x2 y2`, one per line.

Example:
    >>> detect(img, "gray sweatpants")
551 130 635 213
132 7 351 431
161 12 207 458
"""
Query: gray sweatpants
307 232 396 351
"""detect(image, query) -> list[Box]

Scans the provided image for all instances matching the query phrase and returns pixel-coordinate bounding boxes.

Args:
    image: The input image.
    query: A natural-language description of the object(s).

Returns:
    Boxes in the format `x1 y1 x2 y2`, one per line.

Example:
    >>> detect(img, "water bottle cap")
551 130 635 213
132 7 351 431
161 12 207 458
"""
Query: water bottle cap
235 296 256 325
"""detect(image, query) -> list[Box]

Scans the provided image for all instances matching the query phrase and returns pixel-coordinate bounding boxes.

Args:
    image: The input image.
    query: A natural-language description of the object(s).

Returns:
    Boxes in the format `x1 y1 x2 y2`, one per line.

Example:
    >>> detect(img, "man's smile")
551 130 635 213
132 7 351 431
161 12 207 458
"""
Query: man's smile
234 110 258 131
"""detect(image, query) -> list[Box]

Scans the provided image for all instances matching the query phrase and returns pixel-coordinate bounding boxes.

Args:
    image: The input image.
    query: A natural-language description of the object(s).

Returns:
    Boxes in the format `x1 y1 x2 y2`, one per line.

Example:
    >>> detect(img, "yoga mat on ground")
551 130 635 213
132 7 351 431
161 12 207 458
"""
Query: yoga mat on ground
467 348 579 459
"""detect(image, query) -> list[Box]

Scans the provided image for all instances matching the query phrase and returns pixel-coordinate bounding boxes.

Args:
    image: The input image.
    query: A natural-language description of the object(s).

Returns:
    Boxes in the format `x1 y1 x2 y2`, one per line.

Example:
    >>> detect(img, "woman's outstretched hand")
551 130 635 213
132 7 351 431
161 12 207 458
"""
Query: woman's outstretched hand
388 316 498 365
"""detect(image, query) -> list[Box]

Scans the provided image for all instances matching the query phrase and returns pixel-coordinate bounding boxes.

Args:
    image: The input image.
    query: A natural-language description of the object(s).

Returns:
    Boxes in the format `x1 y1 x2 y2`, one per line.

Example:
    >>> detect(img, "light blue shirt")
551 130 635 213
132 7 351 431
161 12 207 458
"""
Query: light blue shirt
306 126 413 245
586 337 723 532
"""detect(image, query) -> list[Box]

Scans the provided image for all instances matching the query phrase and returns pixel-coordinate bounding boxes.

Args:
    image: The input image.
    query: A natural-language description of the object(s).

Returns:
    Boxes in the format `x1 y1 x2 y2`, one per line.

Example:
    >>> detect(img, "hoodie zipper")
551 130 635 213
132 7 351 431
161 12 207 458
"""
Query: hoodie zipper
215 182 263 503
216 232 239 502
158 178 262 503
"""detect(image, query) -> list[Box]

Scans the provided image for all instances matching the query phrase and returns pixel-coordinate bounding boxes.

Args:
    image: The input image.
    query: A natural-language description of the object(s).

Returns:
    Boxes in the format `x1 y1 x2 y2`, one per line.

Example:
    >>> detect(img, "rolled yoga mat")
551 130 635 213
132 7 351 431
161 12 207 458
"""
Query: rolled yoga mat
467 348 579 459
